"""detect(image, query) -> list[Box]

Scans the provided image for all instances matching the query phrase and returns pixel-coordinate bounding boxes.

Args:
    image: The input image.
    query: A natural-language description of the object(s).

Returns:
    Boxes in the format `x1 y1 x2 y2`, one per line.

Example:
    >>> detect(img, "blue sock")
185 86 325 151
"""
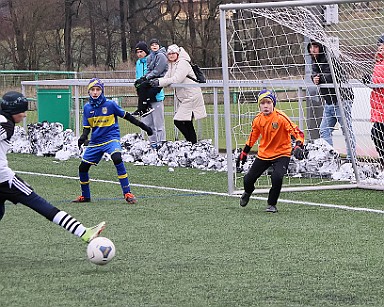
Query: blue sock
79 172 91 198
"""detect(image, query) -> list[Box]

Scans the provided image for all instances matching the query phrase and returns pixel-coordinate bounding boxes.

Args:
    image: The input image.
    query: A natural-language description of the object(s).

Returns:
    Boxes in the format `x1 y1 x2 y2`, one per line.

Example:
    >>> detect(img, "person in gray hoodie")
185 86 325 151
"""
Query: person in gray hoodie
133 38 168 117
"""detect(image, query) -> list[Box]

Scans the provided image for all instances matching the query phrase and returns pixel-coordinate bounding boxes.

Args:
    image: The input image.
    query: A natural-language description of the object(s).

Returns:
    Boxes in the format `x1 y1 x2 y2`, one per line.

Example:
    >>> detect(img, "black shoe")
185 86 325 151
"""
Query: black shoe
265 205 278 213
141 107 154 118
132 109 141 117
240 192 251 207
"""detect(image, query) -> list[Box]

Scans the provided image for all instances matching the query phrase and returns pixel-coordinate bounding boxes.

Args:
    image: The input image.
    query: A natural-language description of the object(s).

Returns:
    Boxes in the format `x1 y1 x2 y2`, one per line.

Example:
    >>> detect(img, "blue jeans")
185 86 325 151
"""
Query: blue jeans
319 101 356 159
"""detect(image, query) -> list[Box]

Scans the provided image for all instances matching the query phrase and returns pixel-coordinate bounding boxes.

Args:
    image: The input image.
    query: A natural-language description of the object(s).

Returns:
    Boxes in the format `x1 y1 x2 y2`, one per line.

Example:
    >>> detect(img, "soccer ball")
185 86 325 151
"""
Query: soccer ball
87 237 116 265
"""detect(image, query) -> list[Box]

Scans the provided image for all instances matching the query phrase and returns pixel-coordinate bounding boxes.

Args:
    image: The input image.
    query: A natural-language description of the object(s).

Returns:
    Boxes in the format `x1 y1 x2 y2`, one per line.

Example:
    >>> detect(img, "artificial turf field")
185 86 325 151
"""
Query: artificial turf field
2 153 384 307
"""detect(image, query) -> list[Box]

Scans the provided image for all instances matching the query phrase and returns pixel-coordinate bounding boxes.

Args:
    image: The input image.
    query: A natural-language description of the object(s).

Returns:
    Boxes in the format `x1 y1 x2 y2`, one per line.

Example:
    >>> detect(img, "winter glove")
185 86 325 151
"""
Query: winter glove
134 76 147 88
78 137 86 149
77 127 91 149
123 112 153 136
293 140 304 160
149 79 159 87
140 124 153 136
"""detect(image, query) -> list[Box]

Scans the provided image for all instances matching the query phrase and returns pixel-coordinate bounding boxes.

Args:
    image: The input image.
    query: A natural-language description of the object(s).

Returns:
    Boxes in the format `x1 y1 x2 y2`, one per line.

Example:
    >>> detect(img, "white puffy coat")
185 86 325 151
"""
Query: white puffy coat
158 47 207 121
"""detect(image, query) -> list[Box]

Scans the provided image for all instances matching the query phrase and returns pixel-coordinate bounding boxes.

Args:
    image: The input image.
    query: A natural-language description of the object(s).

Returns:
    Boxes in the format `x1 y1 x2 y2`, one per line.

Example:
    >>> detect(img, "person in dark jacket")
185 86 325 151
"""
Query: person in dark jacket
308 40 356 160
134 41 166 150
133 39 168 117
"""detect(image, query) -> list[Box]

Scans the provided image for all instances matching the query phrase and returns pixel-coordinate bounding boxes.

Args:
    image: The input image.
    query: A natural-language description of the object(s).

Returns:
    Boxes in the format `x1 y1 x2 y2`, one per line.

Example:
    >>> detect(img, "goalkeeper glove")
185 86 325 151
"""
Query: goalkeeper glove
293 140 305 160
236 145 251 168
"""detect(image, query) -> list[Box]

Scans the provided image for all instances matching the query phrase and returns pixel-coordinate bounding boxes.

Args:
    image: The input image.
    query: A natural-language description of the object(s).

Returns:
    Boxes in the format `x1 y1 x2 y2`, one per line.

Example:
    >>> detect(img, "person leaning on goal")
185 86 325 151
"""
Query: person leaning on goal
308 40 356 161
236 89 305 213
0 91 105 243
73 78 153 204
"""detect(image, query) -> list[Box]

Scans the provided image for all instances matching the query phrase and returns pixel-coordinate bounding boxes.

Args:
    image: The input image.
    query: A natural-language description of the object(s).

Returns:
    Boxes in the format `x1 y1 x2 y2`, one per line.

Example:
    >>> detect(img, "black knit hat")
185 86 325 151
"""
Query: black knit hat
149 38 160 46
135 41 149 55
1 91 28 115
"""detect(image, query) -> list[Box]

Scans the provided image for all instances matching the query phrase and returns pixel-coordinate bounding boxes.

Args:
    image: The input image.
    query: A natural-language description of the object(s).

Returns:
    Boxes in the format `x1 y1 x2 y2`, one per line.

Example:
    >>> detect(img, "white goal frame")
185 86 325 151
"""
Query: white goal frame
219 0 384 194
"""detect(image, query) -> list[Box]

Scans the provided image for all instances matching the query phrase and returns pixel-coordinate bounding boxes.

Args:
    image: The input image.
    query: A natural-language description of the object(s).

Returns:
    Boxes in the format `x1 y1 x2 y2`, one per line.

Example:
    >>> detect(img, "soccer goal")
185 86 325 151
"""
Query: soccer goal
219 0 384 194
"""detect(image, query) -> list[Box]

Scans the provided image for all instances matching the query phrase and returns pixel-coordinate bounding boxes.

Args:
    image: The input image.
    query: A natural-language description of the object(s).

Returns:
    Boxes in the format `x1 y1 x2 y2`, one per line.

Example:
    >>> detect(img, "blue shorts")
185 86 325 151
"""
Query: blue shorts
82 140 122 165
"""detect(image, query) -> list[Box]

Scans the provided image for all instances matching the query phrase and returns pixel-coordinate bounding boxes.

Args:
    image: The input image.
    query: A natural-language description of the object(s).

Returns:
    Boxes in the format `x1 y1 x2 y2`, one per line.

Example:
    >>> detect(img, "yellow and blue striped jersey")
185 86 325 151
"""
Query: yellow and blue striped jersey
83 99 126 145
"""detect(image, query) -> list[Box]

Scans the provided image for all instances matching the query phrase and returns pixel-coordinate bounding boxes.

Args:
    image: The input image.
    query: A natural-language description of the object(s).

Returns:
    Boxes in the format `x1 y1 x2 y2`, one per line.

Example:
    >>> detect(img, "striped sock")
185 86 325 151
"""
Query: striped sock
115 162 131 194
52 211 86 237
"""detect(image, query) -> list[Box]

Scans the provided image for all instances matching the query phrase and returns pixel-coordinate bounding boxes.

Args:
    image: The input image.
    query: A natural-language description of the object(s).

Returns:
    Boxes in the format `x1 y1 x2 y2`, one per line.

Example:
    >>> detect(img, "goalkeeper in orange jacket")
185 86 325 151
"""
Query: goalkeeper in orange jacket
236 89 305 213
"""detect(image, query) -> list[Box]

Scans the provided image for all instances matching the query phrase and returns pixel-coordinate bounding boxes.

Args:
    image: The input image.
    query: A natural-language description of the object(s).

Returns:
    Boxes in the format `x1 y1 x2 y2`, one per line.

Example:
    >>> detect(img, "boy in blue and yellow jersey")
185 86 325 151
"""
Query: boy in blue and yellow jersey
73 78 153 204
236 89 305 213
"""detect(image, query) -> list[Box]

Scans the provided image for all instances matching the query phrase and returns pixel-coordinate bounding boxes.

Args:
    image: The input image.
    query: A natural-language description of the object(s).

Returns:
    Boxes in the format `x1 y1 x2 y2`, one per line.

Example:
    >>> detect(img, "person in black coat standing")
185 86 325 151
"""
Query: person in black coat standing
308 40 356 160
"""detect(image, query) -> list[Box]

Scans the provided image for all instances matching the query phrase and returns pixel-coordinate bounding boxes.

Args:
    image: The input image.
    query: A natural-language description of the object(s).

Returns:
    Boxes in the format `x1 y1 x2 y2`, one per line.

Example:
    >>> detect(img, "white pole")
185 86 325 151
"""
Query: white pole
220 8 235 194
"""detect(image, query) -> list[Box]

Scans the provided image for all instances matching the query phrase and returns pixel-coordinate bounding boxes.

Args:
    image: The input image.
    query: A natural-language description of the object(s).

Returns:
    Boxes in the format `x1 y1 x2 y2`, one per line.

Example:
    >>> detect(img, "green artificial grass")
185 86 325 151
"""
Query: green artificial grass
2 154 384 307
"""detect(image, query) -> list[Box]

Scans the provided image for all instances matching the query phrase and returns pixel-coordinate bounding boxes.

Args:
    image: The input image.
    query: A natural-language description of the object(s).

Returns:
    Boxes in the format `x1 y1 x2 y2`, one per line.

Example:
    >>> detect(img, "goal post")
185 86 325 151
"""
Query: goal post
219 0 384 194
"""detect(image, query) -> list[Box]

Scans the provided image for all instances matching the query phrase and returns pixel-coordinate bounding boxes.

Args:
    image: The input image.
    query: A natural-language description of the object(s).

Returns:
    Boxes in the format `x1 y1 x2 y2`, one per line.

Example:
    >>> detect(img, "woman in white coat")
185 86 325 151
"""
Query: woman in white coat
150 44 207 144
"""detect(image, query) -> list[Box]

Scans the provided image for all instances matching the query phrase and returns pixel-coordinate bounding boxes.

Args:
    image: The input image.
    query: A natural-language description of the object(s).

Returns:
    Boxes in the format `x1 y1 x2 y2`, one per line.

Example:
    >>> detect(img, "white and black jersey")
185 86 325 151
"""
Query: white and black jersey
0 114 16 184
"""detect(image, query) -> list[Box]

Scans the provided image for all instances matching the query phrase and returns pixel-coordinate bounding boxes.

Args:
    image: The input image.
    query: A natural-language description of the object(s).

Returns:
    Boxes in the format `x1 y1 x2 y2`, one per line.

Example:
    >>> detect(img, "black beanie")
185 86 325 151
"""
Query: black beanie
135 41 149 56
1 91 28 115
149 38 160 46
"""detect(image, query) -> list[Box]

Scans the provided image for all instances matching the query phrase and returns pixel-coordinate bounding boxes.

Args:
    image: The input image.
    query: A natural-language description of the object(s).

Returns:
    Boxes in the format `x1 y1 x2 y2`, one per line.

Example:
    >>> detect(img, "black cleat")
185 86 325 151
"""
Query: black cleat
141 107 154 118
132 109 141 117
72 196 91 203
240 192 251 207
265 205 278 213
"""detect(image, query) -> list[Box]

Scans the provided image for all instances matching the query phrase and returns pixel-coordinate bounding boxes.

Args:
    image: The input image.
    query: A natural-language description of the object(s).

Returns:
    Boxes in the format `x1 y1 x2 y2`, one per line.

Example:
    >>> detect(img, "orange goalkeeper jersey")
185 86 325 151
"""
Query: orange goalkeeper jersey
245 109 304 160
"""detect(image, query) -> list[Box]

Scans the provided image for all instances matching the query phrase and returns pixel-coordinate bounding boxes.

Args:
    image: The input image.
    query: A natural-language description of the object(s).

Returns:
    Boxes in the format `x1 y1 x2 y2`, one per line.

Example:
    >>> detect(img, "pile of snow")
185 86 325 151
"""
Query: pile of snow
8 122 384 185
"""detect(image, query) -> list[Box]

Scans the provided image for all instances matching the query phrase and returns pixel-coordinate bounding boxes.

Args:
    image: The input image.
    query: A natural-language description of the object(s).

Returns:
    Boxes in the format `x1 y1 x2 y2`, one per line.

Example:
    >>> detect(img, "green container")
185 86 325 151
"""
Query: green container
37 88 71 129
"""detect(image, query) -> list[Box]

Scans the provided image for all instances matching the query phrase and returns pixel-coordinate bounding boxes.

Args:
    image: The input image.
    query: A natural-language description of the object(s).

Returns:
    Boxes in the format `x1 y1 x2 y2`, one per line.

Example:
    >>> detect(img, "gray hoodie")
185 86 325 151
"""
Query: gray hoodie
146 47 168 79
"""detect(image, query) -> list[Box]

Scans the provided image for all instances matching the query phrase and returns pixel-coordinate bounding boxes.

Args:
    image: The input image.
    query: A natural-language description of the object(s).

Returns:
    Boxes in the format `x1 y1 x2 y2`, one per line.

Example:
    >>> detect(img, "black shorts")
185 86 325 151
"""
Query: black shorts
0 176 34 205
0 175 58 221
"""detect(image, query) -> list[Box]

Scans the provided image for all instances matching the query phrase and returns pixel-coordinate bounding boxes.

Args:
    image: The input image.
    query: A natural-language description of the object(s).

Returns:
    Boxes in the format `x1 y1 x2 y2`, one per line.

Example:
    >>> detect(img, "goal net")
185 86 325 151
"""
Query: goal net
219 0 384 193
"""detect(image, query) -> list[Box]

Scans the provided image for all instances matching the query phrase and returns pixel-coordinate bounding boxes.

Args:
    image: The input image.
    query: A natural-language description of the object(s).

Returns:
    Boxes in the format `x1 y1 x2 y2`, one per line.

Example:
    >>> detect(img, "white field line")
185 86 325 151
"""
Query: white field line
17 171 384 214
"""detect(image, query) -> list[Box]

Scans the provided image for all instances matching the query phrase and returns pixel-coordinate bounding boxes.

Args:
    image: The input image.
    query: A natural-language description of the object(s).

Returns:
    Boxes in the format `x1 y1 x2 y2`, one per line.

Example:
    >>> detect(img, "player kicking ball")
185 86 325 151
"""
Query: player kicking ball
236 89 305 213
0 91 105 243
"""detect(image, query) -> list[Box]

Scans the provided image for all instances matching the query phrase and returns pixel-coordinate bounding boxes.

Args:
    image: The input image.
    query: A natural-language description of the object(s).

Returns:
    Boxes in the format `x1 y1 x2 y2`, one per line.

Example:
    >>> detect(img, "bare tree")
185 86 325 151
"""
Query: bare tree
64 0 81 71
0 0 236 70
7 0 28 69
119 0 128 62
127 0 166 61
2 0 58 69
158 0 225 67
